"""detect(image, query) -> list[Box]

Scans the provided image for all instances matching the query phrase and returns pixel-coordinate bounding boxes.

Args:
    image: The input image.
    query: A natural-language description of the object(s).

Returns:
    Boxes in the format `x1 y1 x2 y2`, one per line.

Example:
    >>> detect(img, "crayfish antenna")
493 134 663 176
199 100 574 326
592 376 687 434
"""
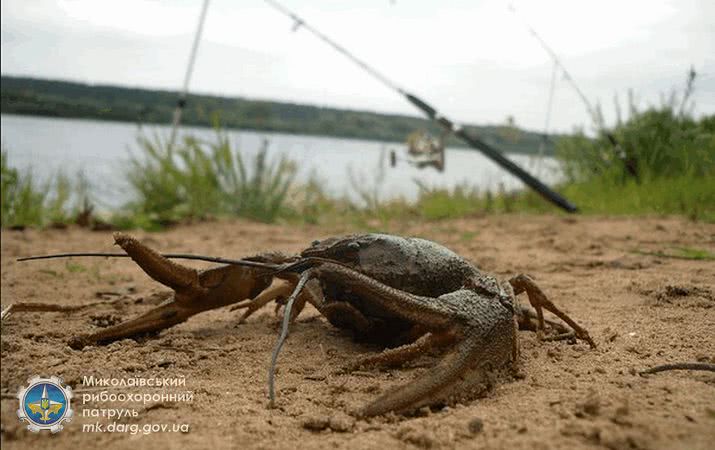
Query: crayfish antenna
17 238 280 271
268 268 315 407
18 252 129 261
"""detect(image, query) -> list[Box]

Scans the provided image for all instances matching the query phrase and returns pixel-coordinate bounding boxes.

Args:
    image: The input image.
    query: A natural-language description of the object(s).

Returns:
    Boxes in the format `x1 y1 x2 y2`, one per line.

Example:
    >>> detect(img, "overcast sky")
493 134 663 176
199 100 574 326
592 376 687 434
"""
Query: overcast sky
2 0 713 133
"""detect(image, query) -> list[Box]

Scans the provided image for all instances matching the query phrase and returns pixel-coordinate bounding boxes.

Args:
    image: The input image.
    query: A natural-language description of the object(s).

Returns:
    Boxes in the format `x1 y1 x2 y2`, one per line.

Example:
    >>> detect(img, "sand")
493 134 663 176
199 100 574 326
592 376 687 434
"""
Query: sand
1 215 714 449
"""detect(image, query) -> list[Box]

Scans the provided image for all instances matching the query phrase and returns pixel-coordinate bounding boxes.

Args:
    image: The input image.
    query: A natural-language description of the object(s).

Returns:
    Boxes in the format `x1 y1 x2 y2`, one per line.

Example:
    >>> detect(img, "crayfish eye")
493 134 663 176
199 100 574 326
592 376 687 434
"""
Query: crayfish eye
498 292 516 313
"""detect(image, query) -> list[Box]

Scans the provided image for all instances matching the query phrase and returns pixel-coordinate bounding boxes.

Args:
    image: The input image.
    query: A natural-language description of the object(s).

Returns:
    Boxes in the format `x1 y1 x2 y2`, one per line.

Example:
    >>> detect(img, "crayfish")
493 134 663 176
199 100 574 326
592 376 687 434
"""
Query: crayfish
5 232 595 417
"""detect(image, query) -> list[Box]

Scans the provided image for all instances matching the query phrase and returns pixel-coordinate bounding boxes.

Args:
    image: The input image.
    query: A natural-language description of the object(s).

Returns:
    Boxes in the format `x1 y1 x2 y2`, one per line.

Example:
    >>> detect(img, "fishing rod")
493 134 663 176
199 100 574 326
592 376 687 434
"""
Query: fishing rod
534 60 558 177
168 0 211 149
507 2 637 179
264 0 578 213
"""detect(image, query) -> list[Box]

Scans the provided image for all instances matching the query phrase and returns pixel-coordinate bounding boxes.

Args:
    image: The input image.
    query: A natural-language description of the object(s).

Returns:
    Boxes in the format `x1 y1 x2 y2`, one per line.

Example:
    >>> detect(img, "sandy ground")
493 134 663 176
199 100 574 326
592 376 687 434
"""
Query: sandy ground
1 215 714 450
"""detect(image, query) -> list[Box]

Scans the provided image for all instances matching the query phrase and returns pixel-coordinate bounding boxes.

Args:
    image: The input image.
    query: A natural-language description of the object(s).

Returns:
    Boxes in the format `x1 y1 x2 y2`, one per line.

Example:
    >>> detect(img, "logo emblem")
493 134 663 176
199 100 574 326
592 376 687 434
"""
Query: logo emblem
17 375 74 433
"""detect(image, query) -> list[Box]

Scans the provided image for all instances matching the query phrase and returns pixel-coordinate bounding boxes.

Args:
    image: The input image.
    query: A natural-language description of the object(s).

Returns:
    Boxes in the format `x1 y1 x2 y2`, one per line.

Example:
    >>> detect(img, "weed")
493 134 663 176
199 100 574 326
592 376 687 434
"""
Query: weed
65 262 87 273
1 150 46 227
413 182 483 220
460 231 478 242
38 269 60 278
557 68 713 186
633 247 715 261
124 127 296 227
1 150 91 228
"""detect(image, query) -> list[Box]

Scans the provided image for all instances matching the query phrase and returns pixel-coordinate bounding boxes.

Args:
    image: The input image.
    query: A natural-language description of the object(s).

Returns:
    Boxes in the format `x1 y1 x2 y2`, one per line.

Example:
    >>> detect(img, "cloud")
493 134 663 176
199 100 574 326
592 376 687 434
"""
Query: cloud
2 0 713 132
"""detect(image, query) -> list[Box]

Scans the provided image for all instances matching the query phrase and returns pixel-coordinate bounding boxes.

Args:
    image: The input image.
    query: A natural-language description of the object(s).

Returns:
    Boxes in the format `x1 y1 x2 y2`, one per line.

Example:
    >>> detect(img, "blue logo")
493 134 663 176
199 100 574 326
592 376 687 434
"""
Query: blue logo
17 376 74 433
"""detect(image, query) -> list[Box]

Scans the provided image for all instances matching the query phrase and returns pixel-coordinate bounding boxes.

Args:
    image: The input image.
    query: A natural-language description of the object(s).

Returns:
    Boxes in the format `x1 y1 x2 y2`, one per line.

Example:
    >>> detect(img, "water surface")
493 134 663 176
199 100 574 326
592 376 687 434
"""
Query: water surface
1 114 562 210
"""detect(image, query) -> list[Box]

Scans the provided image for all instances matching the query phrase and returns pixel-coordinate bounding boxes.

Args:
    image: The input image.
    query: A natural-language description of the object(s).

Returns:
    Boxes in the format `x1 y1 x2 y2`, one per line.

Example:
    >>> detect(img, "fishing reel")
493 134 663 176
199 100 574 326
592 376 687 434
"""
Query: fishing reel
390 130 447 172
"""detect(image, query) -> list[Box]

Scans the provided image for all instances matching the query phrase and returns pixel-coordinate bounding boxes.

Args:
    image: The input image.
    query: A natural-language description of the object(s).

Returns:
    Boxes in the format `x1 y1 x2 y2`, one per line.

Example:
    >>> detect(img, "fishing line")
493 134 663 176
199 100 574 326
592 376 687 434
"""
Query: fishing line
534 60 558 177
507 2 637 179
543 61 558 145
169 0 211 148
264 0 404 95
507 3 597 122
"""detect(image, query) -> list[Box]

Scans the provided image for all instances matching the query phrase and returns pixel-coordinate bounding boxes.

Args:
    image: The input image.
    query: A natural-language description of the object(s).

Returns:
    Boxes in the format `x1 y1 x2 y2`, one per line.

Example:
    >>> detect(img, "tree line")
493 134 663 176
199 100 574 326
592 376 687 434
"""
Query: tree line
1 75 555 154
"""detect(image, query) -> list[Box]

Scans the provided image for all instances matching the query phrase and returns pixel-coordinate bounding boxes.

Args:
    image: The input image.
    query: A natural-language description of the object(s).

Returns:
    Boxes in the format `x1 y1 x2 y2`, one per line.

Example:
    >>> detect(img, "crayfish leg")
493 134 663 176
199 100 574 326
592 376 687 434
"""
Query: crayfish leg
357 311 515 417
340 331 457 374
508 274 596 349
68 301 191 350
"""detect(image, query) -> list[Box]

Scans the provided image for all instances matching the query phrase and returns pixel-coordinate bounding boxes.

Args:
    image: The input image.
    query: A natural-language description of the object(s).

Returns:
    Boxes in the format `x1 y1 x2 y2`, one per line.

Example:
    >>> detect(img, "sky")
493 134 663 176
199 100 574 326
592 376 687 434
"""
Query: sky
1 0 714 133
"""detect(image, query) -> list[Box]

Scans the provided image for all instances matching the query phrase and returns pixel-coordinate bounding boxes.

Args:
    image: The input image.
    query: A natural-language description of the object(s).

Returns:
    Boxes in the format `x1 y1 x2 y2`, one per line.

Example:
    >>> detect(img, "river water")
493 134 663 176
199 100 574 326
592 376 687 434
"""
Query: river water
1 114 562 211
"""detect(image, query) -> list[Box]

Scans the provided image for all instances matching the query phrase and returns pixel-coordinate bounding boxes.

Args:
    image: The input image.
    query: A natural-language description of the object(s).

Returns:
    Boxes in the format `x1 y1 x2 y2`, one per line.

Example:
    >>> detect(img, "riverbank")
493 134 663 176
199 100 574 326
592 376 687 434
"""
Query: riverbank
1 113 562 223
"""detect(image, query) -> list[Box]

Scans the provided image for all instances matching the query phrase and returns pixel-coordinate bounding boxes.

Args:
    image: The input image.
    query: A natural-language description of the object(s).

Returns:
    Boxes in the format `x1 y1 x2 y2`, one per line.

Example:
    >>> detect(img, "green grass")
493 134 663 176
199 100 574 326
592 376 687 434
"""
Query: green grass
412 183 483 220
366 174 714 223
633 246 715 261
122 127 296 228
557 69 713 182
1 150 91 228
65 262 87 273
2 151 45 227
561 176 714 221
539 68 714 221
38 269 60 278
506 175 715 221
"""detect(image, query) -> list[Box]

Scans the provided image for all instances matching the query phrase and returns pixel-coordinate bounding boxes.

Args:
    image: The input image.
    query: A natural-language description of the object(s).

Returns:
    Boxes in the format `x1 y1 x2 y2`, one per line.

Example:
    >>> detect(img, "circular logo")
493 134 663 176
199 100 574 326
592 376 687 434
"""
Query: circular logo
17 375 74 433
